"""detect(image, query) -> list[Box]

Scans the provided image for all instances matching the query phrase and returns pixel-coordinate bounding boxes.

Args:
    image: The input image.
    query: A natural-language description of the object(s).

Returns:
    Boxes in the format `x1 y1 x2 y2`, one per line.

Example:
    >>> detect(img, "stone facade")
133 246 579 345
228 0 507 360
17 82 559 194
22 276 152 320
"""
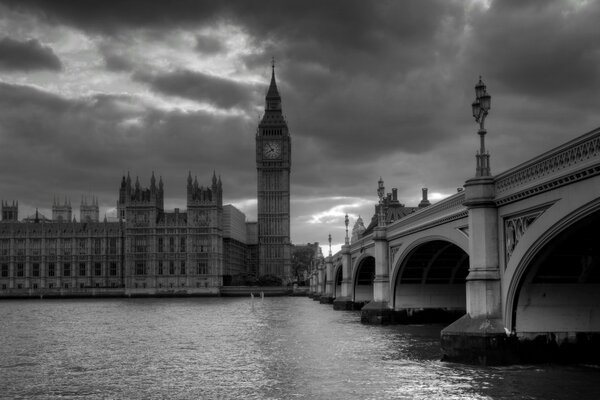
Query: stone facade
0 173 254 295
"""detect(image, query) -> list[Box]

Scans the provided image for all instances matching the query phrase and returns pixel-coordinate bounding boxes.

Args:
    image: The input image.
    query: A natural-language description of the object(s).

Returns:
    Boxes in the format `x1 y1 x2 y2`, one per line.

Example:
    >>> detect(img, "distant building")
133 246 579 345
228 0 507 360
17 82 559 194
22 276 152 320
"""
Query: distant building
357 182 431 240
292 242 321 283
222 205 248 285
0 173 258 294
80 196 100 222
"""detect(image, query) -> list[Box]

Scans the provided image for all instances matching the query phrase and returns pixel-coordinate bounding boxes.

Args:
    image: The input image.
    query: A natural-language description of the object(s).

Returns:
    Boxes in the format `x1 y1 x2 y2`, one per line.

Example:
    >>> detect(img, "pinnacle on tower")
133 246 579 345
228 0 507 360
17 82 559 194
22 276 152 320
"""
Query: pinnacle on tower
266 59 281 101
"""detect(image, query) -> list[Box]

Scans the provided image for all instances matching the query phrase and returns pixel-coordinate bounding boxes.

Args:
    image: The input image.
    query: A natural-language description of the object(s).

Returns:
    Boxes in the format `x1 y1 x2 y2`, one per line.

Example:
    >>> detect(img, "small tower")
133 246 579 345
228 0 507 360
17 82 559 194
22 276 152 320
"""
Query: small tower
1 200 18 221
418 188 431 208
119 173 164 225
52 197 72 222
80 196 100 222
351 216 366 243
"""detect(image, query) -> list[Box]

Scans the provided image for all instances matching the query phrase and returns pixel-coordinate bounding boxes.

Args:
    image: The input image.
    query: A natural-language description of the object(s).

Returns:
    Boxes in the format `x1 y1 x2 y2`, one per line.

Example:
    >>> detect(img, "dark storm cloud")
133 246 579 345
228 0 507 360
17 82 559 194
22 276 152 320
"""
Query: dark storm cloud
2 0 600 243
466 0 600 102
0 82 257 209
0 37 62 71
134 69 256 109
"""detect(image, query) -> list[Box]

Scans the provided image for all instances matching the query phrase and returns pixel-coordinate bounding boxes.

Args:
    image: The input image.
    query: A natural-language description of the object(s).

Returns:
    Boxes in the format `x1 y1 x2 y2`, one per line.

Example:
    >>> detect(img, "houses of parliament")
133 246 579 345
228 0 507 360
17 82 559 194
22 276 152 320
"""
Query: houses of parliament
0 65 292 296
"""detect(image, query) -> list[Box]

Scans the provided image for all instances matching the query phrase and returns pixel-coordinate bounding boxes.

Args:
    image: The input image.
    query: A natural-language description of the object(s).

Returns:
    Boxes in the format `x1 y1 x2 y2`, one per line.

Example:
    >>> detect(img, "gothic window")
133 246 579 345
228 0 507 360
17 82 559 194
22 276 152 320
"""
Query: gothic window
78 239 86 254
31 239 41 256
169 237 175 253
16 239 25 256
79 263 86 276
180 237 186 253
158 238 164 253
47 239 56 255
63 239 71 255
0 264 7 277
135 237 146 253
64 283 69 289
0 240 9 256
157 261 163 275
94 239 102 255
109 262 117 276
94 263 102 276
48 283 54 289
33 283 38 289
169 261 175 275
109 238 117 254
63 263 71 277
180 261 186 275
32 263 40 277
16 263 24 277
197 261 207 275
48 263 55 277
135 262 146 276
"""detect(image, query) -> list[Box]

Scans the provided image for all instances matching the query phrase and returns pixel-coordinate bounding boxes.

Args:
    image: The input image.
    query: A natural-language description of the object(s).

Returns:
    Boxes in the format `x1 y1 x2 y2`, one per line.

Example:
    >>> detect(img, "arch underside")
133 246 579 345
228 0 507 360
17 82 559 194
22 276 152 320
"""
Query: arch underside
354 256 374 303
333 265 342 298
394 240 468 311
514 210 600 336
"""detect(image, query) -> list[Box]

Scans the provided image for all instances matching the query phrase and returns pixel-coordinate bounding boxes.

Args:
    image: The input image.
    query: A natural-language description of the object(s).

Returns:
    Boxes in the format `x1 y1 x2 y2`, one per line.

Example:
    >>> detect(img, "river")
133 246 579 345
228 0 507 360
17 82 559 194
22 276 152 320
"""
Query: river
1 297 599 399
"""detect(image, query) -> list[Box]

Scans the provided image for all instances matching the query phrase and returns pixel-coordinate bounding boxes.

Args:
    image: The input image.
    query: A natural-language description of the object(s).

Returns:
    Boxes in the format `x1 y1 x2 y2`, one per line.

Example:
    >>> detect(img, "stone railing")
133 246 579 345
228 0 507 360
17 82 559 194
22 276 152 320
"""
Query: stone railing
386 191 467 237
495 127 600 195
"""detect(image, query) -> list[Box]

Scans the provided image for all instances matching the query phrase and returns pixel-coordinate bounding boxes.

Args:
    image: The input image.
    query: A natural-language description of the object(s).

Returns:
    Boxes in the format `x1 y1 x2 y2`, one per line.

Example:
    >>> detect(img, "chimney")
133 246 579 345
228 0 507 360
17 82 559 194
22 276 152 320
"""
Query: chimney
392 188 398 202
418 188 431 208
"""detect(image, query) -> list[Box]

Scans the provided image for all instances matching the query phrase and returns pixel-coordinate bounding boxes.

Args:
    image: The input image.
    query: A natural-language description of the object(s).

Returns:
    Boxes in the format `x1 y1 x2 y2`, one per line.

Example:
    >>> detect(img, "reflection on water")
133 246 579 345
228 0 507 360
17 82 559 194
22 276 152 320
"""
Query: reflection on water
1 297 599 399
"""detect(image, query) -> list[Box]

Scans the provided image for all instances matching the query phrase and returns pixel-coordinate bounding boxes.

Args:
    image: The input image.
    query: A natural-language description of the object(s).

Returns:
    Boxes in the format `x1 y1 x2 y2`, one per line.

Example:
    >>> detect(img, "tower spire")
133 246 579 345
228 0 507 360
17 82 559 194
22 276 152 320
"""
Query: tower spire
266 58 281 108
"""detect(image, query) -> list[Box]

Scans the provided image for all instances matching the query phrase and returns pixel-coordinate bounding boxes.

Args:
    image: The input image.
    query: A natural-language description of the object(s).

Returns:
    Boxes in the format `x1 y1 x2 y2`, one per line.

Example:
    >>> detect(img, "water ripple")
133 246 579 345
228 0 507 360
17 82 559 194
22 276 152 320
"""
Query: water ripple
1 298 599 399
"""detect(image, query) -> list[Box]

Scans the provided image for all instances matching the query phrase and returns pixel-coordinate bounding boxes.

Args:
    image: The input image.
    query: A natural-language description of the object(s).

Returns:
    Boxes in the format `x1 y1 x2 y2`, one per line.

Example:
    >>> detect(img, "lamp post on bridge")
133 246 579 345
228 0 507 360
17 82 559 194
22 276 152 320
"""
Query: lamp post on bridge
441 76 505 363
344 214 349 245
471 77 492 177
334 214 354 310
377 177 385 227
320 233 334 304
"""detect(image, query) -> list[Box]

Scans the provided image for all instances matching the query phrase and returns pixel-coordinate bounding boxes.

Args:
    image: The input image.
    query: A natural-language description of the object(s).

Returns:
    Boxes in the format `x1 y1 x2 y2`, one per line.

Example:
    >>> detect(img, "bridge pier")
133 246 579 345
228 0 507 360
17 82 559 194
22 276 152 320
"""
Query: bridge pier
320 256 334 304
361 227 393 324
441 176 515 364
308 273 317 299
333 244 354 310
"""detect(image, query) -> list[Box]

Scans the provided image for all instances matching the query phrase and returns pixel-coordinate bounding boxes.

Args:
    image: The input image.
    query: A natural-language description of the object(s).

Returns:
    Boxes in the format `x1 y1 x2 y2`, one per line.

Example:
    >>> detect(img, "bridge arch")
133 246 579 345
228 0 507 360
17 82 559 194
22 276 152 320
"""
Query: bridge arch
352 253 375 303
505 199 600 337
391 236 469 313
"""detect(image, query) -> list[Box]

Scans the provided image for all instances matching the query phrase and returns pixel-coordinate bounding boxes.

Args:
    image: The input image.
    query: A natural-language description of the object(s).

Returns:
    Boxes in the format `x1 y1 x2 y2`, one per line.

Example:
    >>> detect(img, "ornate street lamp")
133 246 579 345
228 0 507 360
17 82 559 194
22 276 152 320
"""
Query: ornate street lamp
471 76 492 177
344 214 349 245
377 177 385 226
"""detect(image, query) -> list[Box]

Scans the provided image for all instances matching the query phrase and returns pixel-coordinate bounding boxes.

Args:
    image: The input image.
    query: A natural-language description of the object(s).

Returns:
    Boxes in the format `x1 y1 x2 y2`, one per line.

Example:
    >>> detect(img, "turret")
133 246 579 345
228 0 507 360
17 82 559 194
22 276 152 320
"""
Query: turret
80 195 100 222
1 200 18 222
418 188 431 208
52 197 72 222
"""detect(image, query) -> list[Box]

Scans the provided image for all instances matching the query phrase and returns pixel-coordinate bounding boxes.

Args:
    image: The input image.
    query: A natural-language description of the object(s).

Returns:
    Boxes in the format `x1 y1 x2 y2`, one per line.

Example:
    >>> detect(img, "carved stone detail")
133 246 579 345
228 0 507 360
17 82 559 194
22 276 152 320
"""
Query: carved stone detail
504 210 545 263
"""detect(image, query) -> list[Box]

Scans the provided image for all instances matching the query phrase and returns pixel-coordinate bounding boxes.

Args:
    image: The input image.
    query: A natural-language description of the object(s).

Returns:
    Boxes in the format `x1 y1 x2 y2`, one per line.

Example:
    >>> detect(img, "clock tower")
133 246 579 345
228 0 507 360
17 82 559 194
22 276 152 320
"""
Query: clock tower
256 61 291 281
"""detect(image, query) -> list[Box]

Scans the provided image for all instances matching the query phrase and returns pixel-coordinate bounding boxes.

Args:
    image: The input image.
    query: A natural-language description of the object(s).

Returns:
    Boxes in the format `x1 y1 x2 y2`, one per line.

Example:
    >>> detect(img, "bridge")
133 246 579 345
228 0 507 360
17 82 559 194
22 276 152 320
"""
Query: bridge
308 125 600 364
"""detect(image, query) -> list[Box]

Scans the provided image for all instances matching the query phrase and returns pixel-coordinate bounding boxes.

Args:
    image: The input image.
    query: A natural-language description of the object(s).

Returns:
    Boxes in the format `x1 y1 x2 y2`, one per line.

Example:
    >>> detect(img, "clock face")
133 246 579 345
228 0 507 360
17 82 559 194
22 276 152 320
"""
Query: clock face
263 141 281 159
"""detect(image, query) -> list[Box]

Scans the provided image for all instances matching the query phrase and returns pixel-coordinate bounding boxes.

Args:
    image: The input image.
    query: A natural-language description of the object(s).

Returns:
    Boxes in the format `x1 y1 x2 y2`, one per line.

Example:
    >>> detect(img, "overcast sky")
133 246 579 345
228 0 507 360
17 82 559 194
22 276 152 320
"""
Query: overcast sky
1 0 599 253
